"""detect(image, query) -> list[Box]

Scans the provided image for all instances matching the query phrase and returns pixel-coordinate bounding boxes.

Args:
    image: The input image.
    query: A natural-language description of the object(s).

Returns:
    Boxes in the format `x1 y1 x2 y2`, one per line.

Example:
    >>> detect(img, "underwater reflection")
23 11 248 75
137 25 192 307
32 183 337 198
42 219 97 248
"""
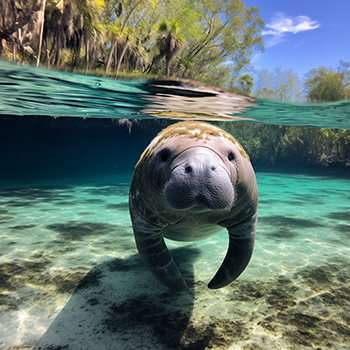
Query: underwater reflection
1 60 349 129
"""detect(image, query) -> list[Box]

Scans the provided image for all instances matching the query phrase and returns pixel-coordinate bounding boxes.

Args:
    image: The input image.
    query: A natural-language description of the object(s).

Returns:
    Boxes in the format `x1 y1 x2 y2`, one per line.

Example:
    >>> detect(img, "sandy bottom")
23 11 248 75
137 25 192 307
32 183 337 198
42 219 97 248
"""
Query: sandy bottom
0 172 350 350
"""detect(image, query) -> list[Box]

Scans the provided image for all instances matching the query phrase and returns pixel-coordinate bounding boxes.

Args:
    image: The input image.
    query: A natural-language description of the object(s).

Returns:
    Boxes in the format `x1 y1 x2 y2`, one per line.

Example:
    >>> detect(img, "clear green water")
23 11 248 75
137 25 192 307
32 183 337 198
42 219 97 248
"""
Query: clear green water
0 60 350 350
1 173 350 349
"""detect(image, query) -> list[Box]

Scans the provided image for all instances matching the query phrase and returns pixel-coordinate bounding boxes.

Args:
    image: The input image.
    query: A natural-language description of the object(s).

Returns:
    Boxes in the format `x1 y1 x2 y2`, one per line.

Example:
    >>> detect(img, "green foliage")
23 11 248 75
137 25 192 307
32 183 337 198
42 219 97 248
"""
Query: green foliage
158 18 168 32
1 0 264 81
304 61 350 102
180 1 265 82
254 67 303 102
220 122 350 168
232 74 254 95
252 61 350 103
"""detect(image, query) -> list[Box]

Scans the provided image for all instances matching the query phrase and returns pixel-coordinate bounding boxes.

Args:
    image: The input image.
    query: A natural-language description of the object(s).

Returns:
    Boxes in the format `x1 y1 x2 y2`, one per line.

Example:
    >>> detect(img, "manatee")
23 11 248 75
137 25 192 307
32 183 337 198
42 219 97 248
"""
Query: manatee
129 121 258 292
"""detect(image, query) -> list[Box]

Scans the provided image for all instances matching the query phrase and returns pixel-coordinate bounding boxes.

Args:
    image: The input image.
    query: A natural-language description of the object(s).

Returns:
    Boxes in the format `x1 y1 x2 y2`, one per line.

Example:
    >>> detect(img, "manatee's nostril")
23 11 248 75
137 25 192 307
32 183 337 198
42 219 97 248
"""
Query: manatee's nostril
185 166 192 173
211 166 216 171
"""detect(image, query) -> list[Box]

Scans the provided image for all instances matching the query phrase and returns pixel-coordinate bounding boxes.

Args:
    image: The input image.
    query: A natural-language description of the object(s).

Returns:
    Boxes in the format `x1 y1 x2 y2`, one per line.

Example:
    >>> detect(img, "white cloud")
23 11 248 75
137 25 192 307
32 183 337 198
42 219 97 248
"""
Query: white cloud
251 52 262 64
262 12 320 47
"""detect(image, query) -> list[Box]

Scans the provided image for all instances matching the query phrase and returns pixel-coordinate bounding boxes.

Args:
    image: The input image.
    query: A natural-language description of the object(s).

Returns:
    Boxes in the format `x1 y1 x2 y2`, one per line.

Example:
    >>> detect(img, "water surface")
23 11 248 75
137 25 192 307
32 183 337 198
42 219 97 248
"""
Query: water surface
1 60 350 129
0 61 350 350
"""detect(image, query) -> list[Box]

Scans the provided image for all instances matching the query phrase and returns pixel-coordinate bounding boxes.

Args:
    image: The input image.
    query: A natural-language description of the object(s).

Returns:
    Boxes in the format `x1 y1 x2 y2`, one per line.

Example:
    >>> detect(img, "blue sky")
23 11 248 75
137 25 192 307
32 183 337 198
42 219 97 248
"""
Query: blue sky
242 0 350 78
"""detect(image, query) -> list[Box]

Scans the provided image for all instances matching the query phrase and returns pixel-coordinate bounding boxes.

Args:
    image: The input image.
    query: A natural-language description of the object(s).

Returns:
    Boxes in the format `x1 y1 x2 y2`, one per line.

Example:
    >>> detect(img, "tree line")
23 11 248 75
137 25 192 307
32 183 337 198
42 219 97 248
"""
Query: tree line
0 0 265 82
220 122 350 171
1 0 349 103
252 61 350 103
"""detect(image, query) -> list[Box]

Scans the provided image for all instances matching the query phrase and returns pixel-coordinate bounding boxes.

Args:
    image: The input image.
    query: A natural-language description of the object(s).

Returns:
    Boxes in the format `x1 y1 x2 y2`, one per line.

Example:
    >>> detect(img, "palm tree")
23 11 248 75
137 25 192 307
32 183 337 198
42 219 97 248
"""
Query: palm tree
105 0 145 73
43 0 84 67
0 0 47 62
146 19 184 76
0 0 33 57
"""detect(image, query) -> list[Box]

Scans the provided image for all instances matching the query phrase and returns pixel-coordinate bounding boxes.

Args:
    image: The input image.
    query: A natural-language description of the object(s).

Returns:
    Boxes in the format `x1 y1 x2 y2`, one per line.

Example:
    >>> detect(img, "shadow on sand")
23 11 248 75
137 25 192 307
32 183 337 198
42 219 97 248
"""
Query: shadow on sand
33 246 201 350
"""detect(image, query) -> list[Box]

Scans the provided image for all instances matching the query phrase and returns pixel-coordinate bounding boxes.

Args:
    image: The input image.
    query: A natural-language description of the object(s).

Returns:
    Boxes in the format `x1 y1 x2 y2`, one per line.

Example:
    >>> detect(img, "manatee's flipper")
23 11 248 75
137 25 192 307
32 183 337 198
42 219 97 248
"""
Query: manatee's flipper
208 213 257 289
130 210 187 292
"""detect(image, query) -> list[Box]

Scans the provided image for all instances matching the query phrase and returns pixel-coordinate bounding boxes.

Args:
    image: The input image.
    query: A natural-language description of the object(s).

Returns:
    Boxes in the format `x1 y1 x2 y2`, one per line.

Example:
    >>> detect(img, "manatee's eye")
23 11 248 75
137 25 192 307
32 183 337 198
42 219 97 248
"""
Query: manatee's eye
228 152 235 162
158 148 171 162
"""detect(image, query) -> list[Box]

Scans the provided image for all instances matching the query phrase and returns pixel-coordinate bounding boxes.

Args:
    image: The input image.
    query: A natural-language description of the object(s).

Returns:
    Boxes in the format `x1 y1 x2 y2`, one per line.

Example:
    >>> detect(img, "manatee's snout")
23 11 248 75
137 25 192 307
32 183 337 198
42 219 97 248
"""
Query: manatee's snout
165 148 234 211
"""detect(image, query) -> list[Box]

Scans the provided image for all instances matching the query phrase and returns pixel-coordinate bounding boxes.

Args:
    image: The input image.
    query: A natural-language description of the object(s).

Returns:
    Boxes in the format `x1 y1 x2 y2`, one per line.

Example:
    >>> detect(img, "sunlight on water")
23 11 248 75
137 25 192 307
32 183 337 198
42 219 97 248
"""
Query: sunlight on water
0 173 349 349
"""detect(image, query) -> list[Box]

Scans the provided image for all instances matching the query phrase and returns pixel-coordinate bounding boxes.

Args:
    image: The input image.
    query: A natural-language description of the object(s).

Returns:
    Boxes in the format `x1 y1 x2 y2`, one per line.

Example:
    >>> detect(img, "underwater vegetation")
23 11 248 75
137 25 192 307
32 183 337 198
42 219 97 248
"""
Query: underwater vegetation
222 122 350 170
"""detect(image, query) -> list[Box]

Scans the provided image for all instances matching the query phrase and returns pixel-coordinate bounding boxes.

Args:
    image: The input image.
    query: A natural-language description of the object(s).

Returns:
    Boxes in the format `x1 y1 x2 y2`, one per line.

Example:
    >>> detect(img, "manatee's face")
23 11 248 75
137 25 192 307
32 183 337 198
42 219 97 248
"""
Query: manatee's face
147 132 243 213
164 147 233 211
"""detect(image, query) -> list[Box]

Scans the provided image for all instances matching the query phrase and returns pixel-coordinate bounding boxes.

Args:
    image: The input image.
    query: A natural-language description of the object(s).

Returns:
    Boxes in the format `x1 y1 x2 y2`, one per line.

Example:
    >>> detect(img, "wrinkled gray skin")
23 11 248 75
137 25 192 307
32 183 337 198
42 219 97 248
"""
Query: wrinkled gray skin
129 123 258 292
